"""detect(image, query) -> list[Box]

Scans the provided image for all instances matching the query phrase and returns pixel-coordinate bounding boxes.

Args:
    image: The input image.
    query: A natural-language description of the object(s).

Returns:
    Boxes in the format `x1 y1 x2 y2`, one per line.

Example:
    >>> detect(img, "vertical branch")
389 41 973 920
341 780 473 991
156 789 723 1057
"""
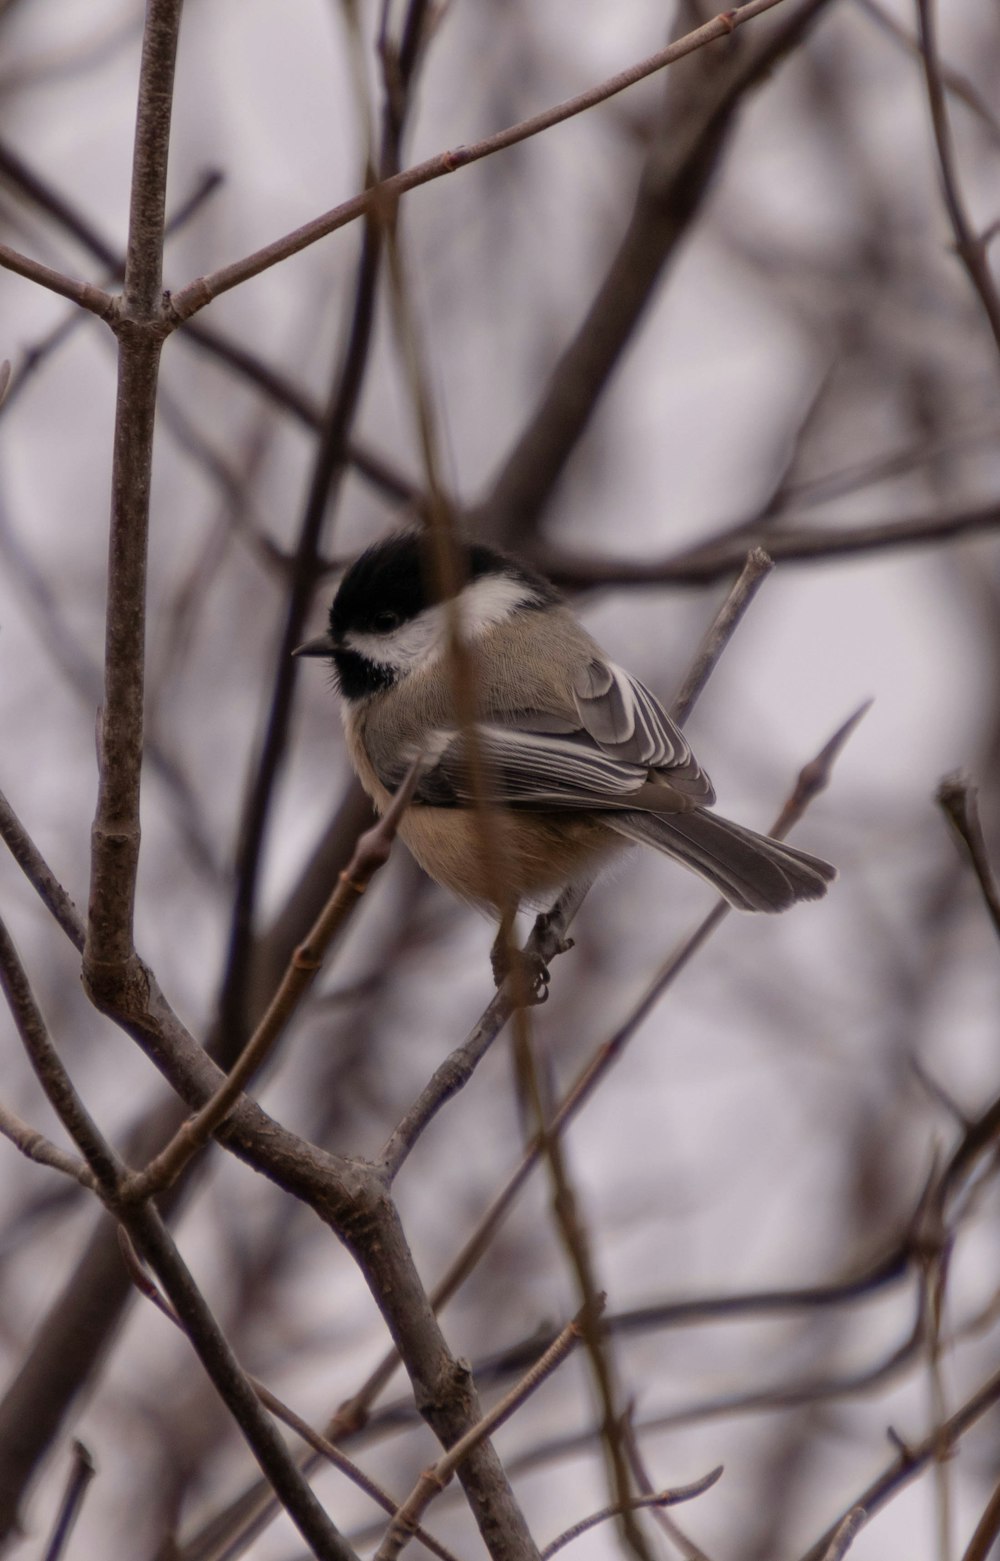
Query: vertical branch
85 0 184 999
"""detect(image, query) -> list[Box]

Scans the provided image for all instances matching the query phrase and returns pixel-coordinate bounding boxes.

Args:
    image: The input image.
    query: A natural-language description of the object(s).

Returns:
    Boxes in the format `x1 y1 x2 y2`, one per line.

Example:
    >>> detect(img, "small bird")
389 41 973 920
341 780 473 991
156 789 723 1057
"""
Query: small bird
296 531 835 986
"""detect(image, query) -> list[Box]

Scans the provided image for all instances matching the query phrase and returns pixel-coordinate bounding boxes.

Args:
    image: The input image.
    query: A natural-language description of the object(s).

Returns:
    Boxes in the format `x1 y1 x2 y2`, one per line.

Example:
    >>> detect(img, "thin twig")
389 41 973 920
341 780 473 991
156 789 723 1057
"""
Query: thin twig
512 1008 647 1558
916 0 1000 360
670 547 773 723
130 759 424 1199
621 1410 715 1561
937 774 1000 942
960 1474 1000 1561
0 785 85 951
0 927 354 1553
120 1202 357 1561
797 1355 1000 1561
166 0 789 323
375 1309 589 1561
41 1441 96 1561
540 1467 723 1559
853 0 1000 141
0 915 123 1192
535 501 1000 588
119 1234 461 1561
0 1102 95 1189
0 242 114 314
819 1508 865 1561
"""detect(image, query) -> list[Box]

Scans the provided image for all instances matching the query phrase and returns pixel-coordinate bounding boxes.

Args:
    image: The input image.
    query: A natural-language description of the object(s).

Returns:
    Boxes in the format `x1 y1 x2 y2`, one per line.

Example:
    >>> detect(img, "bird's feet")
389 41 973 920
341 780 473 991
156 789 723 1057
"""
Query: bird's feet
491 939 551 1004
490 917 576 1004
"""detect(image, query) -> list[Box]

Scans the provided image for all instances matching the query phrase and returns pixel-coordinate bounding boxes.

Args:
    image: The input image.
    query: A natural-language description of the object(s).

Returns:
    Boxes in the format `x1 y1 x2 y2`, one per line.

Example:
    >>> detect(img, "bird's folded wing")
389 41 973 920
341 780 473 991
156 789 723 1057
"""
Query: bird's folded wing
379 659 714 810
572 659 713 801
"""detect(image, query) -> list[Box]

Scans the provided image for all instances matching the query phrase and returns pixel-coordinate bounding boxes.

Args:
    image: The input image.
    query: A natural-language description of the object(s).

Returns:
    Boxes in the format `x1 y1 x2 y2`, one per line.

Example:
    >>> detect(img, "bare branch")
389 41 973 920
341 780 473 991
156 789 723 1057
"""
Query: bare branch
960 1476 1000 1561
41 1441 96 1561
120 1202 358 1561
0 914 123 1191
166 0 791 324
376 1309 587 1561
0 242 114 315
798 1361 1000 1561
535 503 1000 588
670 547 774 724
119 1234 461 1561
131 759 423 1198
937 774 1000 942
916 0 1000 360
818 1508 866 1561
0 1101 95 1190
0 785 85 952
84 0 184 1004
540 1467 724 1560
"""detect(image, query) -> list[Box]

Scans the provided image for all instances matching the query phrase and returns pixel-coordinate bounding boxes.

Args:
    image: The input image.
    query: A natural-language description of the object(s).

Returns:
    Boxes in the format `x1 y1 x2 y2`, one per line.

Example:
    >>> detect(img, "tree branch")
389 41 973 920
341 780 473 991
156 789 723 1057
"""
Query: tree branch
165 0 790 324
84 0 183 1005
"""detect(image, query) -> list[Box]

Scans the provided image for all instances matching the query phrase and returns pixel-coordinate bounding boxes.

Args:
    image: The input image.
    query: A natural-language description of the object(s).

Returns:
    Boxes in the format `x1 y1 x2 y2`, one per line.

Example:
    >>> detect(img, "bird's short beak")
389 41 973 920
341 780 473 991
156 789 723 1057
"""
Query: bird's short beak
292 632 337 659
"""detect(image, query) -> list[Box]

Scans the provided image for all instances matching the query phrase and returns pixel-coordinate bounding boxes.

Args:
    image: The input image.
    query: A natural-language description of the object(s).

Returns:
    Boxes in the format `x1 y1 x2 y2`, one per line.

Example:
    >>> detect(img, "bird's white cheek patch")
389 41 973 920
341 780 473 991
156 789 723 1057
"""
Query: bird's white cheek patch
346 609 446 672
345 575 539 673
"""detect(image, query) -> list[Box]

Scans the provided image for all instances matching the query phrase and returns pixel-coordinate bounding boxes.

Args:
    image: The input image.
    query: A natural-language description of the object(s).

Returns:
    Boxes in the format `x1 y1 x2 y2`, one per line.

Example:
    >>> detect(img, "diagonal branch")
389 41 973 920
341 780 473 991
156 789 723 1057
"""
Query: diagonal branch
165 0 790 324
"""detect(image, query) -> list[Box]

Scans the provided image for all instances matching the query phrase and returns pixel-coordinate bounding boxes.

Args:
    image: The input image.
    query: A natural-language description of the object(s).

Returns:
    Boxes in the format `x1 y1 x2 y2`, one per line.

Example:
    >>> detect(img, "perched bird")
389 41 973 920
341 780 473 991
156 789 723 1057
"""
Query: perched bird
296 532 835 985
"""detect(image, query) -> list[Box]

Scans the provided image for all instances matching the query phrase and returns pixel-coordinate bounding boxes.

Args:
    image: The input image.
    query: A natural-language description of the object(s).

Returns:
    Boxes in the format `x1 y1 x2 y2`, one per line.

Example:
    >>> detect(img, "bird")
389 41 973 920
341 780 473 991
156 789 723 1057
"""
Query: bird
295 531 835 989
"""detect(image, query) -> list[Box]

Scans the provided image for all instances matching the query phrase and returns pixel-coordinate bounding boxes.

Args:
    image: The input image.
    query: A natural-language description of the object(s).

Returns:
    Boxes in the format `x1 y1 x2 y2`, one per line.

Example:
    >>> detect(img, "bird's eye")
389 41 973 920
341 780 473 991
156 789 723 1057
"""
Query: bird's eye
372 609 401 633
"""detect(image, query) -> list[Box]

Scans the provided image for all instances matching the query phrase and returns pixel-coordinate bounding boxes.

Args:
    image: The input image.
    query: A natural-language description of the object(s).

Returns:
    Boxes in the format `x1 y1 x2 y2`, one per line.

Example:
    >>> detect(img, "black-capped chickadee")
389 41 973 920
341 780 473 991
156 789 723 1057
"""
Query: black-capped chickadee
296 532 835 981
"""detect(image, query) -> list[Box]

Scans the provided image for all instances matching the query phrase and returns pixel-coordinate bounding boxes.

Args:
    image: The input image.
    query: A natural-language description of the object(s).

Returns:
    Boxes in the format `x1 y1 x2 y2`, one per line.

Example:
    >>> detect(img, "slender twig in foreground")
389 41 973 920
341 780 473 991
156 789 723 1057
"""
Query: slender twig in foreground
511 1005 644 1557
798 1353 1000 1561
937 774 1000 942
131 758 424 1198
120 1235 460 1561
122 1202 357 1561
0 916 122 1191
0 243 114 314
671 547 773 723
375 1308 589 1561
540 1467 723 1559
2 792 351 1557
961 1472 1000 1561
819 1508 865 1561
621 1411 715 1561
41 1441 96 1561
0 785 85 951
0 1101 95 1189
167 0 787 322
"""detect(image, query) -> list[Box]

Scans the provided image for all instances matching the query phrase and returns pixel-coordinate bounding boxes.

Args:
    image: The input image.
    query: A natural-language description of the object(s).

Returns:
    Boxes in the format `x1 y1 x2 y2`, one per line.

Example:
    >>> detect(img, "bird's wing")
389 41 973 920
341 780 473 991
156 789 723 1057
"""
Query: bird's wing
379 658 714 810
571 658 712 800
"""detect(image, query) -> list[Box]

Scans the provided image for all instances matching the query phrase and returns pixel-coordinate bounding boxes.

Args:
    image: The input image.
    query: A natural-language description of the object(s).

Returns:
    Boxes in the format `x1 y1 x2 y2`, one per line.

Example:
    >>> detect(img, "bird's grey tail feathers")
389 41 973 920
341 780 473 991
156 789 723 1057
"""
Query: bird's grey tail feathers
606 808 836 913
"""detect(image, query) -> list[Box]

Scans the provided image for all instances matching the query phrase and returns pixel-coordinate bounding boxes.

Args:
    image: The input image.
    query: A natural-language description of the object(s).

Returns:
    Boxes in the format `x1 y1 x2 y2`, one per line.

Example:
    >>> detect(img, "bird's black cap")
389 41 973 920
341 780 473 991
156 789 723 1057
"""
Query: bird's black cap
328 531 556 641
